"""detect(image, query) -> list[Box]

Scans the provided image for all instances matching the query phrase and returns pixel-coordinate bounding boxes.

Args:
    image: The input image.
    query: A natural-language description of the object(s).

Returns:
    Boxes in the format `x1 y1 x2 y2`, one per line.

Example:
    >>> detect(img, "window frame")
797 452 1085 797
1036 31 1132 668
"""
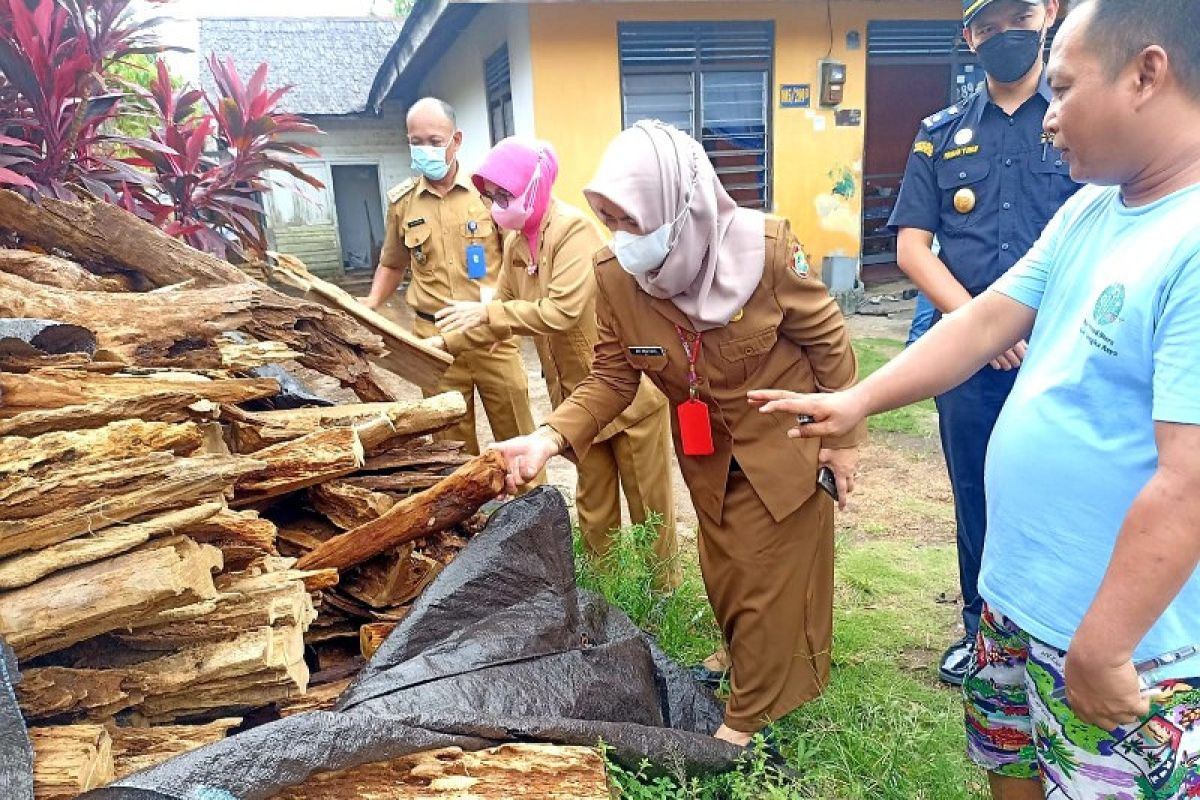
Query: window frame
484 44 515 146
618 20 776 210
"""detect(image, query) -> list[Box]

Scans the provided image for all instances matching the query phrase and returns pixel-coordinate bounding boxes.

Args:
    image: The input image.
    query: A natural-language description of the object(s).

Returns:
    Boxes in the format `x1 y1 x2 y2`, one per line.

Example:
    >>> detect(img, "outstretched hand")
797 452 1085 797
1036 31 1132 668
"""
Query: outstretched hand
747 388 868 440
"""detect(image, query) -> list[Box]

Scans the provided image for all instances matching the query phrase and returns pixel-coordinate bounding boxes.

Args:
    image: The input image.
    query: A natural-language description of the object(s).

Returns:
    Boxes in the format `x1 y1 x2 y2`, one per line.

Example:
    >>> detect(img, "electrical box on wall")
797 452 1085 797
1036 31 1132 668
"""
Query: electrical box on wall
818 59 847 107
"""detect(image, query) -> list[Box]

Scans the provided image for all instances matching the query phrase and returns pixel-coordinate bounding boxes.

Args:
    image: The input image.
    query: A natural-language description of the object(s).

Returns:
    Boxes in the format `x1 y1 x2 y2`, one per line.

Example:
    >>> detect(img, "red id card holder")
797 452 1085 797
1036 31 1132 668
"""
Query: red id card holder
677 399 715 456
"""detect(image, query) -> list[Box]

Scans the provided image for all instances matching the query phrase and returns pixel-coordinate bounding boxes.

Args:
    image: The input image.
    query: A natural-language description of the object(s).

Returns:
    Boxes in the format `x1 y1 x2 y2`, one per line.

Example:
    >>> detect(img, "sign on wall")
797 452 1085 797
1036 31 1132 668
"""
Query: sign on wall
779 84 811 109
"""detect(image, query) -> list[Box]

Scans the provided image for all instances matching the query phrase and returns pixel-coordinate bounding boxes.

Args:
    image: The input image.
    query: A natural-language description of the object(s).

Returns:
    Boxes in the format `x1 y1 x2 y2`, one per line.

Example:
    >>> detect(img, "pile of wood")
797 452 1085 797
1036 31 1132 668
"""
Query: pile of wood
0 189 533 797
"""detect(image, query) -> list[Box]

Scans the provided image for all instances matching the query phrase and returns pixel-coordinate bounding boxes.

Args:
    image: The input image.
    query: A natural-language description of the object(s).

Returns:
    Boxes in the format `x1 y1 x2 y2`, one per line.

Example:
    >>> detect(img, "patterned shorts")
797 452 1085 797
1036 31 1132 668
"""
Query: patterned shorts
964 605 1200 799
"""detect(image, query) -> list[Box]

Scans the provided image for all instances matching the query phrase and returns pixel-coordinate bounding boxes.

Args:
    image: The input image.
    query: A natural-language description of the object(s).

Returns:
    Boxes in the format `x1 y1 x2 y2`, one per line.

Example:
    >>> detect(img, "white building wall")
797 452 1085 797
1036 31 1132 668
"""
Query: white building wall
418 5 537 174
265 106 414 278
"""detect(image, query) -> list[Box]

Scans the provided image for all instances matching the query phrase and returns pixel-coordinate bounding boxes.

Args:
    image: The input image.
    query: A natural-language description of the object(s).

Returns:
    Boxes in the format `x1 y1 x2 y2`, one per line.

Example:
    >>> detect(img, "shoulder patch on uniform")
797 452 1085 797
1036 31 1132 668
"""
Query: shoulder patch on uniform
386 177 417 205
790 242 811 279
913 140 935 158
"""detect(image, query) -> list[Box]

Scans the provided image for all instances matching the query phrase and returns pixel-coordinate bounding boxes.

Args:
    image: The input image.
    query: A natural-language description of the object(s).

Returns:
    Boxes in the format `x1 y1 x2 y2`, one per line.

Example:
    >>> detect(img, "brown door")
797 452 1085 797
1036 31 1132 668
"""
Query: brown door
862 62 951 274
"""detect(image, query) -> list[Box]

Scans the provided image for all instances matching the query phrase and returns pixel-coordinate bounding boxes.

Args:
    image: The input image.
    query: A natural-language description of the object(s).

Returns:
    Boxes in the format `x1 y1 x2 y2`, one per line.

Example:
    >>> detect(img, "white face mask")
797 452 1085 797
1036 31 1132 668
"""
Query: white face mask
613 223 672 275
612 192 692 276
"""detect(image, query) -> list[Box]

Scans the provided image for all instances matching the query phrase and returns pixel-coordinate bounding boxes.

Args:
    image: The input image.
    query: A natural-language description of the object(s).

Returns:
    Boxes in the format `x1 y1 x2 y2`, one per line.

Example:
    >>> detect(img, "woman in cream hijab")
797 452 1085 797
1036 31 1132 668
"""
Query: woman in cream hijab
493 121 863 747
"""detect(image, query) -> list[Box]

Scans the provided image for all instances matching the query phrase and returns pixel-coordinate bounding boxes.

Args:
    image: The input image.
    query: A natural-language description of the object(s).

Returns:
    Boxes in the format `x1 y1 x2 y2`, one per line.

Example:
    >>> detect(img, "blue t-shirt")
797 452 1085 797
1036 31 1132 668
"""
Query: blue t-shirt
983 182 1200 670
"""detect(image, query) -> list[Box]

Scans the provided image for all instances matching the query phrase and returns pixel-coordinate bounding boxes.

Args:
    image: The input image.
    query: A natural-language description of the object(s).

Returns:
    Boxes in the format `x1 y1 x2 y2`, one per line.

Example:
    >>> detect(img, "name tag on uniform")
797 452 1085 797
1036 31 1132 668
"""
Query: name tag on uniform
466 244 487 280
406 218 426 228
627 346 665 357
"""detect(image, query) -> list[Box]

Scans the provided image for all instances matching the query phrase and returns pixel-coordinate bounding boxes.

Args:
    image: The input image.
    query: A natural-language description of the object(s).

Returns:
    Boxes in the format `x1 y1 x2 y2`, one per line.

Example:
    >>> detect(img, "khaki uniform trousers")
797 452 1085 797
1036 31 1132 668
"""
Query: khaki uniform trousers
698 472 834 733
413 317 537 456
575 401 681 590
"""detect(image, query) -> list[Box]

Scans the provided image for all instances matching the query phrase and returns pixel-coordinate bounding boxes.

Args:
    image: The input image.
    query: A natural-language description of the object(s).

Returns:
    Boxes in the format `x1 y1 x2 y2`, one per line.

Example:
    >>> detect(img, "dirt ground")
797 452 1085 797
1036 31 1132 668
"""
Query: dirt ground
372 293 953 552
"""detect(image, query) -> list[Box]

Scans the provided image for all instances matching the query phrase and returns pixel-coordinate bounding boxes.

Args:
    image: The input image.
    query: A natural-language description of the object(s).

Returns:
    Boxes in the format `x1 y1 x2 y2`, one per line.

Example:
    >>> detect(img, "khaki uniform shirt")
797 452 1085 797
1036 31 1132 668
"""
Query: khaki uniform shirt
546 216 866 525
443 200 665 441
379 168 505 315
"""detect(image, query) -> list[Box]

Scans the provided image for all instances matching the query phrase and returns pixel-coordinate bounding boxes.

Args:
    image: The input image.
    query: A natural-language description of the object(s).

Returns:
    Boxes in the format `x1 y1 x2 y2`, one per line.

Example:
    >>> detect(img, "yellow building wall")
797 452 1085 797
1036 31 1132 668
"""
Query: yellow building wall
529 0 960 267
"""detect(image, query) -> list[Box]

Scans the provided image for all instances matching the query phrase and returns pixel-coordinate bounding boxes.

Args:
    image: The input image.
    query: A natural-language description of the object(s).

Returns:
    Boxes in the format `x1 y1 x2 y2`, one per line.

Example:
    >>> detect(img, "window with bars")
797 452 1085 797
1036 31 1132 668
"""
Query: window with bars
485 45 514 146
619 21 774 209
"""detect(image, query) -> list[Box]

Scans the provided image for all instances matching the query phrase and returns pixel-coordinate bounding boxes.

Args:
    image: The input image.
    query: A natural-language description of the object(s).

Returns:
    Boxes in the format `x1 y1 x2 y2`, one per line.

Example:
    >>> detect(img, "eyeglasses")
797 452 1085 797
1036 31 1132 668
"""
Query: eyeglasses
480 188 515 209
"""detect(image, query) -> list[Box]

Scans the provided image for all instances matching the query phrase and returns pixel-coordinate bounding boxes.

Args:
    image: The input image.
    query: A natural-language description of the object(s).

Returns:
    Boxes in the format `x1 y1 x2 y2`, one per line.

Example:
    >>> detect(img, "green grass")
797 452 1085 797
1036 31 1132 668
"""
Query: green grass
853 338 937 437
578 523 987 799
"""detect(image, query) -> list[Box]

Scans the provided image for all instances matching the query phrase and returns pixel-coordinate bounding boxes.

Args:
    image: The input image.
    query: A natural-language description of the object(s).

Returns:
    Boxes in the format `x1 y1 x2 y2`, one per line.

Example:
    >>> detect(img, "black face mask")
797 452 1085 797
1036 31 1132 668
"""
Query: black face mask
976 28 1045 83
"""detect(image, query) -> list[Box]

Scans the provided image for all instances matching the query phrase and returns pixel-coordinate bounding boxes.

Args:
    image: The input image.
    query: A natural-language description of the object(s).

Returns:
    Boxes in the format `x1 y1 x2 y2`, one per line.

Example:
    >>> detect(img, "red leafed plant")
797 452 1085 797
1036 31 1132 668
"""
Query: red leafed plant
123 56 324 259
0 0 326 260
0 0 162 197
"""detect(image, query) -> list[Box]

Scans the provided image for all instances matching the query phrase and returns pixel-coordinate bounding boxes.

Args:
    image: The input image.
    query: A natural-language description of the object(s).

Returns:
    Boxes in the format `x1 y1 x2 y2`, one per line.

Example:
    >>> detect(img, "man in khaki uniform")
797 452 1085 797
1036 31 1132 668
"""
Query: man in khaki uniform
433 197 681 588
363 98 536 454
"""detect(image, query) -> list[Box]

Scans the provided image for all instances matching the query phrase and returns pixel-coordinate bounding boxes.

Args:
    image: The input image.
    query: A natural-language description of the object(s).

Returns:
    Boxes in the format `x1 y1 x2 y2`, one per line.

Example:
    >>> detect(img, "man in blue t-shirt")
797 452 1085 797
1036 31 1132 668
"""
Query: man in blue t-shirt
752 1 1200 798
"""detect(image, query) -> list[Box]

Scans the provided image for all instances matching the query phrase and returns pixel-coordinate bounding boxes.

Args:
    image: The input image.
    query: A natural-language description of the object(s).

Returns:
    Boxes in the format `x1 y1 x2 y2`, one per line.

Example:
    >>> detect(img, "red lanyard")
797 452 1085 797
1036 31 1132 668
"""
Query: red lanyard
674 325 702 400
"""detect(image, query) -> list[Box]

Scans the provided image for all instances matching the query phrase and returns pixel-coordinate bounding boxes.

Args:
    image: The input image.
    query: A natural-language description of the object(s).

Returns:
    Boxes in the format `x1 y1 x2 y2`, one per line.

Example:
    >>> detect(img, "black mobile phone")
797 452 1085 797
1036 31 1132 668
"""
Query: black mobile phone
817 466 839 501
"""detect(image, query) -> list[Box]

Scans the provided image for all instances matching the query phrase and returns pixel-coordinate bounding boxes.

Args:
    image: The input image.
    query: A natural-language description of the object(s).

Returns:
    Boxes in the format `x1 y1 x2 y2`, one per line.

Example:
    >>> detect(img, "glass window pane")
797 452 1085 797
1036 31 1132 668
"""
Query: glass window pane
701 71 768 208
621 72 694 135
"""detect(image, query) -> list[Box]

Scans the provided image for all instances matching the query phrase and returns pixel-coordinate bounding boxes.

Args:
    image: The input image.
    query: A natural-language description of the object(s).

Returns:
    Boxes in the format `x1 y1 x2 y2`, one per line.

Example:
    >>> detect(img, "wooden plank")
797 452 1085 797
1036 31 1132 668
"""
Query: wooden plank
0 536 223 659
0 391 205 437
0 502 223 591
0 419 204 476
0 454 261 558
268 253 452 393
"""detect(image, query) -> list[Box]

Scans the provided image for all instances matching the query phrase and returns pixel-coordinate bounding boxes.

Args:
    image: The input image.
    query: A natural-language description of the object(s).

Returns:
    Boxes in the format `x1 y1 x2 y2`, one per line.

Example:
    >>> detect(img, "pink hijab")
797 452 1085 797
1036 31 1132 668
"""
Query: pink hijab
472 137 559 261
583 120 766 332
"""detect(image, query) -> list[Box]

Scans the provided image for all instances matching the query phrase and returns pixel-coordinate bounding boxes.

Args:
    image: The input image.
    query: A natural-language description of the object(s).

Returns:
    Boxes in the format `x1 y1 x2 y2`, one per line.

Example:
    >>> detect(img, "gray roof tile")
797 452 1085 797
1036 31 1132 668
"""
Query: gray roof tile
199 17 405 116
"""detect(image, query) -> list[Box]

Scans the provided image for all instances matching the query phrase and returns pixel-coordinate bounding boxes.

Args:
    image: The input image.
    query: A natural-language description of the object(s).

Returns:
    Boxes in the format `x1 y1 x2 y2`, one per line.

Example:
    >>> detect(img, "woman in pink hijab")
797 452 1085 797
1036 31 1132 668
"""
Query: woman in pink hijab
431 137 682 589
492 121 863 749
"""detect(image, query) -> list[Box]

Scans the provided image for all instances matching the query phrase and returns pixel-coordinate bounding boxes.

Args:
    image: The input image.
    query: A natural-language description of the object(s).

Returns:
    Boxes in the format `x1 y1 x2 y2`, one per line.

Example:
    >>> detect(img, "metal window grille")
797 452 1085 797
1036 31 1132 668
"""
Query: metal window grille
619 21 774 210
485 44 515 146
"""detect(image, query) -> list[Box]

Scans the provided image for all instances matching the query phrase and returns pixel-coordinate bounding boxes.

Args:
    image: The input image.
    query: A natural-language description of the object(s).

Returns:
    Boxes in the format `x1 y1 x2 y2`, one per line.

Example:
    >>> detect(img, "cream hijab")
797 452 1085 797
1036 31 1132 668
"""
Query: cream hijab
583 120 766 332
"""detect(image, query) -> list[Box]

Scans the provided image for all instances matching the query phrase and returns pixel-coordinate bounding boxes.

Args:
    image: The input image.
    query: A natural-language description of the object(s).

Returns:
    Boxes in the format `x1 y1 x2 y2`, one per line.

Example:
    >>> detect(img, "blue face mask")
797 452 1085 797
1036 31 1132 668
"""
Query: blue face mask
411 144 450 181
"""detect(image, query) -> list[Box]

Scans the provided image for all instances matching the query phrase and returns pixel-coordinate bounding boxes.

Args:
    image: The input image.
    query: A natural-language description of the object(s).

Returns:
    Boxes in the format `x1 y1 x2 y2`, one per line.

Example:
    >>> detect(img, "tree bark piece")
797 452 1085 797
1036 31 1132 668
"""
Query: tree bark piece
182 507 278 554
268 252 452 393
344 473 444 493
269 744 609 800
0 390 204 437
109 719 242 780
277 677 351 717
308 481 395 530
0 369 278 412
0 190 409 399
0 454 262 558
296 451 505 572
362 441 469 472
0 272 325 372
0 419 203 476
359 622 396 659
234 428 364 505
0 248 127 291
0 502 223 591
342 547 442 609
29 724 114 800
17 667 146 722
229 394 466 453
125 624 309 722
114 566 319 651
0 536 223 659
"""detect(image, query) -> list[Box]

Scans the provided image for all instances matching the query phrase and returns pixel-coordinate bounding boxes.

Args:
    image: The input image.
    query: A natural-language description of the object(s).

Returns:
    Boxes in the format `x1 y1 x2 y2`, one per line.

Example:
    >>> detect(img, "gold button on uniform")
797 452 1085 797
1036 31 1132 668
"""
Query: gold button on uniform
730 308 745 323
954 187 977 214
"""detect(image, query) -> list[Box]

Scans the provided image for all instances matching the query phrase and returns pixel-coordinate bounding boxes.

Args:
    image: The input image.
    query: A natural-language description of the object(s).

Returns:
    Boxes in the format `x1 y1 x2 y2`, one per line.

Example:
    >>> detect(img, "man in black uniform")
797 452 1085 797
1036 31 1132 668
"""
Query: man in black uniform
888 0 1081 685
